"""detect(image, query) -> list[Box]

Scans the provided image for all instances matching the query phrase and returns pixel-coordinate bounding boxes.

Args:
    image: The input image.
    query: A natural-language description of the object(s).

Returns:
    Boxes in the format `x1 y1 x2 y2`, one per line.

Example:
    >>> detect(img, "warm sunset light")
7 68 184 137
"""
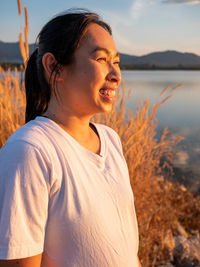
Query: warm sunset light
1 0 200 56
0 1 200 266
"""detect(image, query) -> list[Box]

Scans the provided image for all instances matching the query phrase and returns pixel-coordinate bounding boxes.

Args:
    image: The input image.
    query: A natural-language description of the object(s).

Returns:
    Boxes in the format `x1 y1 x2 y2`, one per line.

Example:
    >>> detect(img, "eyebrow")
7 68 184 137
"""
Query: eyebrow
91 47 120 58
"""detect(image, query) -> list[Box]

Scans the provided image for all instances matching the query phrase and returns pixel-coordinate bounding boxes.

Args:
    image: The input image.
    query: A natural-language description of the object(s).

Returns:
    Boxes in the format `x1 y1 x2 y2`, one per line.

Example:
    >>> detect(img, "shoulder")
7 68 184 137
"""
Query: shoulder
5 117 51 149
0 134 50 182
2 117 60 161
0 118 56 191
0 117 56 174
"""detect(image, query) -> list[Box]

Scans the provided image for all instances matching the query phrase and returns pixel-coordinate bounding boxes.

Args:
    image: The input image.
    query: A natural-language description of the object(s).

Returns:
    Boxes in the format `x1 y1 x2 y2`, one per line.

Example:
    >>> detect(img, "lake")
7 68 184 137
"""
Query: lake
121 70 200 193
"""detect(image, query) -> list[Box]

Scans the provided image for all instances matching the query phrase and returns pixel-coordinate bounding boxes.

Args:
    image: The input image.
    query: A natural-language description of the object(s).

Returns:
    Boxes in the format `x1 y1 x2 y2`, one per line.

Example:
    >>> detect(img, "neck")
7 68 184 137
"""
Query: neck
43 98 101 154
43 105 96 143
43 111 101 155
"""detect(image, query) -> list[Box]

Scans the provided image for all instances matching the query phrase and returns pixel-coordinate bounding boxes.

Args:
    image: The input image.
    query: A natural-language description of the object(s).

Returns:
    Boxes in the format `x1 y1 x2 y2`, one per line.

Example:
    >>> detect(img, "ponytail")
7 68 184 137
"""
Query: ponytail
25 48 51 123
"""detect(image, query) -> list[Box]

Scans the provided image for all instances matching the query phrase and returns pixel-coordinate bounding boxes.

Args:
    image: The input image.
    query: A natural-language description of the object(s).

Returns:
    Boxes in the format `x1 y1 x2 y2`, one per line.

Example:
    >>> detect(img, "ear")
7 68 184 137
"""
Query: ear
42 53 64 83
42 52 57 79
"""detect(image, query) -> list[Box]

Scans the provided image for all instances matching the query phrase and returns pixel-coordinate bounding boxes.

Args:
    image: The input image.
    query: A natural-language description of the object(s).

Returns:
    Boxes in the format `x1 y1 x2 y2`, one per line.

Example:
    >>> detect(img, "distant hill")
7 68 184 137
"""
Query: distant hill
120 51 200 67
1 41 200 68
0 41 34 63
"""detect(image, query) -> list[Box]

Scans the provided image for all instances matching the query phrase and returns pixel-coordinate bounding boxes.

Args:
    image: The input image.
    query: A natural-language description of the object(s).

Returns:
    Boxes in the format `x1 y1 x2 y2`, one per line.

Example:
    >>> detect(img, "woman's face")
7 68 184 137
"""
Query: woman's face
57 23 121 117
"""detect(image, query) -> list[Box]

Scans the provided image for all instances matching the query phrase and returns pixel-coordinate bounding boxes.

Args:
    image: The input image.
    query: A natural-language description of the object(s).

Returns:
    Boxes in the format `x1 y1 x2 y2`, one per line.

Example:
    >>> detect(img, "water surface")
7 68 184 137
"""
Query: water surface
121 70 200 192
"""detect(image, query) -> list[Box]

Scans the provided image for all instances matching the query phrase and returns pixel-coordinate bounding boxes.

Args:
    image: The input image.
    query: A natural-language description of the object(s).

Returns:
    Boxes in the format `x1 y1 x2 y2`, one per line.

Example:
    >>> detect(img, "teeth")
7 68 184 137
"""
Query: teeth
99 89 115 96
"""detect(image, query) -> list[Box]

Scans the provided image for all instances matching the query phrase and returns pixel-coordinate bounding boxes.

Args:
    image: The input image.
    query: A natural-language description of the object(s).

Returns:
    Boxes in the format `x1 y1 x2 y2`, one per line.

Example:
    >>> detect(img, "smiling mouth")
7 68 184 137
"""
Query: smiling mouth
99 88 116 103
99 89 115 96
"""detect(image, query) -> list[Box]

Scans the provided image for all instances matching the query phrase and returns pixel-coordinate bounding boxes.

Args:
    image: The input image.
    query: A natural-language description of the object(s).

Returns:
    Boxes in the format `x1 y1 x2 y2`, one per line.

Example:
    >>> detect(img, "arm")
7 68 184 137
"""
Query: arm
0 254 42 267
0 141 49 263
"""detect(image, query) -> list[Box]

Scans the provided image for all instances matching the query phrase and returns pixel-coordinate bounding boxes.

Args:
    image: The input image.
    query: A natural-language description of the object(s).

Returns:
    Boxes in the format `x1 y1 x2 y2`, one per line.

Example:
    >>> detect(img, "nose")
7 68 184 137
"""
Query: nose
106 64 121 85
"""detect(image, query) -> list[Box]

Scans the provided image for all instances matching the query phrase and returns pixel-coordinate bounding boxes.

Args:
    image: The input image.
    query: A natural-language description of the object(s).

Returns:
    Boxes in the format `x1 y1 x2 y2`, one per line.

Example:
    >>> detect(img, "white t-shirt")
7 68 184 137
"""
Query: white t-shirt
0 116 139 267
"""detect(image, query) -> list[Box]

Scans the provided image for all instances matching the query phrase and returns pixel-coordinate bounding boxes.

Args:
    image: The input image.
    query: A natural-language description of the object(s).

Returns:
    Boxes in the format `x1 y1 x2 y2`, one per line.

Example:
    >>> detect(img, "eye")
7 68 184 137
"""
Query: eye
113 57 120 65
97 57 107 63
114 60 120 65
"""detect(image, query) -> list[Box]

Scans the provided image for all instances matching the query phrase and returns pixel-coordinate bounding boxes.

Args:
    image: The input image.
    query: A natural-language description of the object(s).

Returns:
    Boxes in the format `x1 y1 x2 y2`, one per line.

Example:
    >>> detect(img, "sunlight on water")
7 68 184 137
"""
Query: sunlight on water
121 70 200 192
122 70 200 128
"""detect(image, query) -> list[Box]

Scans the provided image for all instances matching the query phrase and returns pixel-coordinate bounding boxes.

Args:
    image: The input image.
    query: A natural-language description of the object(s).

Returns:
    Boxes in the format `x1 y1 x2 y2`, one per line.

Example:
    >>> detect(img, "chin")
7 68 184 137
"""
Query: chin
101 105 113 114
92 102 113 115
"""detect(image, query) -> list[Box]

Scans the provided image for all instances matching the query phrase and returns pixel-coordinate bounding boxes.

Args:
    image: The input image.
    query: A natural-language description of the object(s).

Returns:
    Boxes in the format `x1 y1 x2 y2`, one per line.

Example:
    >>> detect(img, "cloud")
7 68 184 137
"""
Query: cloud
99 9 131 27
131 0 145 20
162 0 200 5
131 0 155 20
114 32 137 53
113 30 156 56
148 0 156 5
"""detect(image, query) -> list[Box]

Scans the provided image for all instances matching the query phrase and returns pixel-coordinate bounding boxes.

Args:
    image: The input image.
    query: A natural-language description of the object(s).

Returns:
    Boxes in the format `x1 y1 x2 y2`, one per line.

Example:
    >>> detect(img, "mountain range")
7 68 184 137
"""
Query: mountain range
1 41 200 68
120 51 200 67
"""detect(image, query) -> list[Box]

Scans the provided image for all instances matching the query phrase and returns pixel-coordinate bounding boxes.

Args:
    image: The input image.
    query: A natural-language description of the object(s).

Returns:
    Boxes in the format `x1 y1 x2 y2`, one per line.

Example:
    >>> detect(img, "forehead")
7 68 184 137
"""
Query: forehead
79 23 118 54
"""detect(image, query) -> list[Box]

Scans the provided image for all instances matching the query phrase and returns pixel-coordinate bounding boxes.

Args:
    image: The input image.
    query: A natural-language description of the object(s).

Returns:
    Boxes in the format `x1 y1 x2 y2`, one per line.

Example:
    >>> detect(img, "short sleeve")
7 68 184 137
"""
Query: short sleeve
0 140 50 259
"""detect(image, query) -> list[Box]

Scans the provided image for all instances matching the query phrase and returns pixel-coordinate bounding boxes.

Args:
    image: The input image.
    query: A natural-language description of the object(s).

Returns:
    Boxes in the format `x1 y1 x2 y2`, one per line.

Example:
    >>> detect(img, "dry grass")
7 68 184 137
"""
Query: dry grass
0 67 25 147
0 0 28 146
93 83 200 266
1 66 200 266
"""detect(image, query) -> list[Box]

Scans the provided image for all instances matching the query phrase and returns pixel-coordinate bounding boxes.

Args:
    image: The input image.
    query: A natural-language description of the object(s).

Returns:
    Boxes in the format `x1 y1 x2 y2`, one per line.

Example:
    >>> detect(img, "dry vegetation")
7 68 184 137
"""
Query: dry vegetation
0 1 199 266
0 67 25 147
1 67 200 266
93 84 200 266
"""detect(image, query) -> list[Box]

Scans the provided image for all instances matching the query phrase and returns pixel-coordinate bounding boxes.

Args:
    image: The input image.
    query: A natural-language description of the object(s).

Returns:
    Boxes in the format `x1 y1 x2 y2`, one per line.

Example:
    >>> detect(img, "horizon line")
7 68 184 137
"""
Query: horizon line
0 40 200 57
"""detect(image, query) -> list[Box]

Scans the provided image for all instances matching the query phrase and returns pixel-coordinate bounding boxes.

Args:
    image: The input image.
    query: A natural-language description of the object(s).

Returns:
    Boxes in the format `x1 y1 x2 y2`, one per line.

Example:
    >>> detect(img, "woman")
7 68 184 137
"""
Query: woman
0 10 140 267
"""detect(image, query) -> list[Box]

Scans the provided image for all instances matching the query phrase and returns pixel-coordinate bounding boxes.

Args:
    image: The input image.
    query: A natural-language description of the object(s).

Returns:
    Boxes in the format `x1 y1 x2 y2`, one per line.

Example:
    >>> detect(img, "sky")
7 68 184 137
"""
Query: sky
0 0 200 56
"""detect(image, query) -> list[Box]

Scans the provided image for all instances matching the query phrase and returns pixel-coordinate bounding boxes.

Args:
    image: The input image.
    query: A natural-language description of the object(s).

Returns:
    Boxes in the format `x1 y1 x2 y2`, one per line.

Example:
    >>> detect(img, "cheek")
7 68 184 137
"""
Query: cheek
82 65 106 88
90 63 107 83
66 61 107 97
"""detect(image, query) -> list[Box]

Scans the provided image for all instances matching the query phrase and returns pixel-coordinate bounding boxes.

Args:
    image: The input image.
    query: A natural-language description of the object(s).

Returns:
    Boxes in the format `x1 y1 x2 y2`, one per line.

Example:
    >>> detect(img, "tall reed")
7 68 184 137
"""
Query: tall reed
17 0 29 66
0 67 25 147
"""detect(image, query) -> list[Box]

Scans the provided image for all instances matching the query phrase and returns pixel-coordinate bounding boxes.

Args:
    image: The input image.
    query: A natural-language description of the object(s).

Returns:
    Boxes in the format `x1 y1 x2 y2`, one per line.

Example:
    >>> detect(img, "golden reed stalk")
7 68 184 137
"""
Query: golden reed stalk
24 6 29 32
18 2 29 66
24 6 29 57
17 0 21 16
19 32 27 65
24 26 29 58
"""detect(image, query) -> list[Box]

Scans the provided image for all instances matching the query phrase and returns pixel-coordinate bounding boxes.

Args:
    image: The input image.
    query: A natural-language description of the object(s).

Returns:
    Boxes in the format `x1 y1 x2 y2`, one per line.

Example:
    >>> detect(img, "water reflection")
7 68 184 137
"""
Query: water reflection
121 70 200 193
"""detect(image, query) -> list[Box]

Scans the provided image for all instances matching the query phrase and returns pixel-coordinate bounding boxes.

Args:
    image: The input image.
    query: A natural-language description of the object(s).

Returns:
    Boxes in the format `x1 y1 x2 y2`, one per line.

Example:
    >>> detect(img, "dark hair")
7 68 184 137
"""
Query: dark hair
25 9 112 123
